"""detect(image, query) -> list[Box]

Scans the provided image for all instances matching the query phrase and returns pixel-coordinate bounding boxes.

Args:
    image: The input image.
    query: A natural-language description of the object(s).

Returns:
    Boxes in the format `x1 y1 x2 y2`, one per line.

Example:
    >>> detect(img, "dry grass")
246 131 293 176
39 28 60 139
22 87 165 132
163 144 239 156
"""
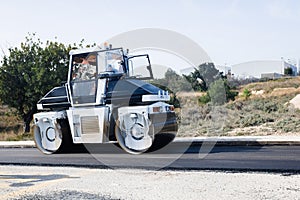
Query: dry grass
176 77 300 137
236 77 300 101
0 105 33 141
244 77 300 93
176 91 205 97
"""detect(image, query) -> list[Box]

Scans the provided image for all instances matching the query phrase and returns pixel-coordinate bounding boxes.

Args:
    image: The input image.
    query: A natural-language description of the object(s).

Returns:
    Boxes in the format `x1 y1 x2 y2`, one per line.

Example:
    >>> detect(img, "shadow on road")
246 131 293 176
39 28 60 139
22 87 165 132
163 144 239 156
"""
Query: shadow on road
52 140 265 156
186 142 264 154
0 174 77 187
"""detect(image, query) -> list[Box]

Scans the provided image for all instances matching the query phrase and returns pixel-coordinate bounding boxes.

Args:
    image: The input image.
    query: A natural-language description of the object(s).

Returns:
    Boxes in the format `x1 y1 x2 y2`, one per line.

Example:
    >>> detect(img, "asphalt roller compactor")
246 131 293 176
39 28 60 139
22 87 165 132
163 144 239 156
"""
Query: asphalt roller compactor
33 46 178 154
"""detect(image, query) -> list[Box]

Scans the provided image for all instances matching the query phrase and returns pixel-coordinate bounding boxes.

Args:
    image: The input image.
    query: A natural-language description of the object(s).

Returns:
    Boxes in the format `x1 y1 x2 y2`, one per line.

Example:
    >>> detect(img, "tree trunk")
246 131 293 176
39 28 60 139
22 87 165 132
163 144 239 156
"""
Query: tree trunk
24 121 31 133
23 107 37 133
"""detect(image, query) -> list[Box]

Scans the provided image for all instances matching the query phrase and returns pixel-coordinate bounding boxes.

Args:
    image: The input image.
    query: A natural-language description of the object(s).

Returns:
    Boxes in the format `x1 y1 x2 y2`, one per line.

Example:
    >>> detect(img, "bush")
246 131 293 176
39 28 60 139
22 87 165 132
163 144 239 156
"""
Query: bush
198 94 210 105
239 113 274 127
208 79 227 105
273 117 300 132
227 90 239 102
242 88 251 100
284 67 293 76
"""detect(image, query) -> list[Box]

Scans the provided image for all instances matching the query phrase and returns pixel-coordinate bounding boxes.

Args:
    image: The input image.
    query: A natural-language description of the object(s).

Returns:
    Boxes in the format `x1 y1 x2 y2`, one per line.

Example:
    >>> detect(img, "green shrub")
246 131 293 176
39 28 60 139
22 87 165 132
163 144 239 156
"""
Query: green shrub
273 117 300 132
242 88 251 100
239 113 274 127
208 79 227 105
198 94 211 105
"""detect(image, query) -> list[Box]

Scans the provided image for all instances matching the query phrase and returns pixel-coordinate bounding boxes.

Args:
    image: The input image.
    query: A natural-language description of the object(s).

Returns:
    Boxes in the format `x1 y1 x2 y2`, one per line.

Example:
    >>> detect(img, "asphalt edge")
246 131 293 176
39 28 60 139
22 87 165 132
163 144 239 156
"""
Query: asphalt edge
174 136 300 146
1 136 300 148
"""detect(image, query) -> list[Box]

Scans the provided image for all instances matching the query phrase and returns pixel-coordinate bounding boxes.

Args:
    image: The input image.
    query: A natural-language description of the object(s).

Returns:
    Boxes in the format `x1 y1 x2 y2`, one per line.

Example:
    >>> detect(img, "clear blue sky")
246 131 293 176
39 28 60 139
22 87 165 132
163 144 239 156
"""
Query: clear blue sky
0 0 300 66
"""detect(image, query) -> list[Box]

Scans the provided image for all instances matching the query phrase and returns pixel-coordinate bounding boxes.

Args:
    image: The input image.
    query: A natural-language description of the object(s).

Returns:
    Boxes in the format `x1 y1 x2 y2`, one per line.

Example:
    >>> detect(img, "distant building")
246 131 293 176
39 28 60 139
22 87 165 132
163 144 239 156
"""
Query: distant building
231 60 283 78
182 59 299 79
261 72 282 79
283 61 297 76
231 59 298 79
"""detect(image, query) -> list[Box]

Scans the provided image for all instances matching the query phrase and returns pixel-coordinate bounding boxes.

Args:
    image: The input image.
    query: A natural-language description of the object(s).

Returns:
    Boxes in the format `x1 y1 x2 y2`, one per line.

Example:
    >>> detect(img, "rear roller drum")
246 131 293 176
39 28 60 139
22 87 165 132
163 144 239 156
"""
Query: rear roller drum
34 119 63 154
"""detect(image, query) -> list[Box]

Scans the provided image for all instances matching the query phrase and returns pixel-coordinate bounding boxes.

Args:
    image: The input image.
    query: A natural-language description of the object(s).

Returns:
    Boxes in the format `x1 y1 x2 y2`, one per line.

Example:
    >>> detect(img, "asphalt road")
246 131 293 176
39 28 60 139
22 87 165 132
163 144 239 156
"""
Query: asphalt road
0 142 300 172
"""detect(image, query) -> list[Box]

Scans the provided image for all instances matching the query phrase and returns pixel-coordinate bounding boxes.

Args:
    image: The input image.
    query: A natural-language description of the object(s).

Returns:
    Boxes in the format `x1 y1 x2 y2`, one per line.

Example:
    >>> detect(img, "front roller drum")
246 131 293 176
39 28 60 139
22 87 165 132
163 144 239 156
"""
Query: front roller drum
115 113 153 154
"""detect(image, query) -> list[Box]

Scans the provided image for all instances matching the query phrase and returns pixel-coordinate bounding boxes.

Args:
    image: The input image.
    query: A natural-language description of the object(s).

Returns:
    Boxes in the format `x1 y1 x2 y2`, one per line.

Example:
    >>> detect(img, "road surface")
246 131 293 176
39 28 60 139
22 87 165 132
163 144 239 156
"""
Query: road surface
0 142 300 172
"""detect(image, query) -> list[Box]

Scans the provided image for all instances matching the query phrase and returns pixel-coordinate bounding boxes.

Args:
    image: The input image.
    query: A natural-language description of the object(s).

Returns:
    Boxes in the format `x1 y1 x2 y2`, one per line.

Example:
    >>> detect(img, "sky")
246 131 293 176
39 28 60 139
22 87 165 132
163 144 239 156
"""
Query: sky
0 0 300 70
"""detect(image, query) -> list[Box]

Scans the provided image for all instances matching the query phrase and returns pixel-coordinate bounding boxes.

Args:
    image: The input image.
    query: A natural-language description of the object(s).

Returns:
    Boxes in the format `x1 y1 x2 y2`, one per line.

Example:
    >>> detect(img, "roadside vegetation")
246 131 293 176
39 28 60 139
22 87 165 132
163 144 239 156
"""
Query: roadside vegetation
177 77 300 137
0 105 31 141
150 64 300 137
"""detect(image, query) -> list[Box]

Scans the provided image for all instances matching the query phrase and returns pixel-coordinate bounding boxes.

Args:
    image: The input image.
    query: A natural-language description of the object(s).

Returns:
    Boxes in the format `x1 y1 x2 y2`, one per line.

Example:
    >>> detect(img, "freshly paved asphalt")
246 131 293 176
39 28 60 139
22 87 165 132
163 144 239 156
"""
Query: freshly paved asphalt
1 142 300 172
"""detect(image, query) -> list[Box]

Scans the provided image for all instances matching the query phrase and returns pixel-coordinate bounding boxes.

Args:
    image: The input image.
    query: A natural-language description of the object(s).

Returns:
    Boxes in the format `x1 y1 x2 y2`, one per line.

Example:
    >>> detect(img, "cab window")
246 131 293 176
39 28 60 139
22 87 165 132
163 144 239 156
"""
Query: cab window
70 53 97 105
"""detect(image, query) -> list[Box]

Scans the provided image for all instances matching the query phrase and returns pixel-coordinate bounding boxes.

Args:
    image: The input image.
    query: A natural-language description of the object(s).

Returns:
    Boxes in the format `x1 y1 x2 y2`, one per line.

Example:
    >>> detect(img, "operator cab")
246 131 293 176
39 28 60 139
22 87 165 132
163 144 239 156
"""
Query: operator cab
68 47 153 107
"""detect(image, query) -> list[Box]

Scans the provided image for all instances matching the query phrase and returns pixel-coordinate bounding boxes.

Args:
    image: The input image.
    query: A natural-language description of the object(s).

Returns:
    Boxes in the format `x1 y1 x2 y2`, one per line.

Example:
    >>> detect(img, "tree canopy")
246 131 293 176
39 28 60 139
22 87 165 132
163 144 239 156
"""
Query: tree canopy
183 62 222 92
151 68 192 93
184 63 237 105
284 67 293 76
0 35 72 132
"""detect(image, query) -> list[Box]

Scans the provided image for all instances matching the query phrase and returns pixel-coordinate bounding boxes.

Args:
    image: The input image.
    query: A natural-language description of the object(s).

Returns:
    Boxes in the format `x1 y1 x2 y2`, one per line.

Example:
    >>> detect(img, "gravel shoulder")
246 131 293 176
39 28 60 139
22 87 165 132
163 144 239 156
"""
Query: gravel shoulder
1 165 299 200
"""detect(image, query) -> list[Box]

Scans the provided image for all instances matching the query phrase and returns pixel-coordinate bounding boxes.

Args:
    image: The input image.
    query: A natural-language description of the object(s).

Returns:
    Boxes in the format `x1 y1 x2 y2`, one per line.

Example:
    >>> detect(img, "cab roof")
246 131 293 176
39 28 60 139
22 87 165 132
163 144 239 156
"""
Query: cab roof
69 46 102 55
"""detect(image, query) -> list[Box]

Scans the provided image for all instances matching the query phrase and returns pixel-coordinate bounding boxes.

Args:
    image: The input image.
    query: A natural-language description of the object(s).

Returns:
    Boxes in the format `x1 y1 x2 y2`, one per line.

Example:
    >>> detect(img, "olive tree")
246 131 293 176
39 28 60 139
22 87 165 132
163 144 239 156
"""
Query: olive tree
184 63 238 105
0 35 71 132
183 62 222 92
